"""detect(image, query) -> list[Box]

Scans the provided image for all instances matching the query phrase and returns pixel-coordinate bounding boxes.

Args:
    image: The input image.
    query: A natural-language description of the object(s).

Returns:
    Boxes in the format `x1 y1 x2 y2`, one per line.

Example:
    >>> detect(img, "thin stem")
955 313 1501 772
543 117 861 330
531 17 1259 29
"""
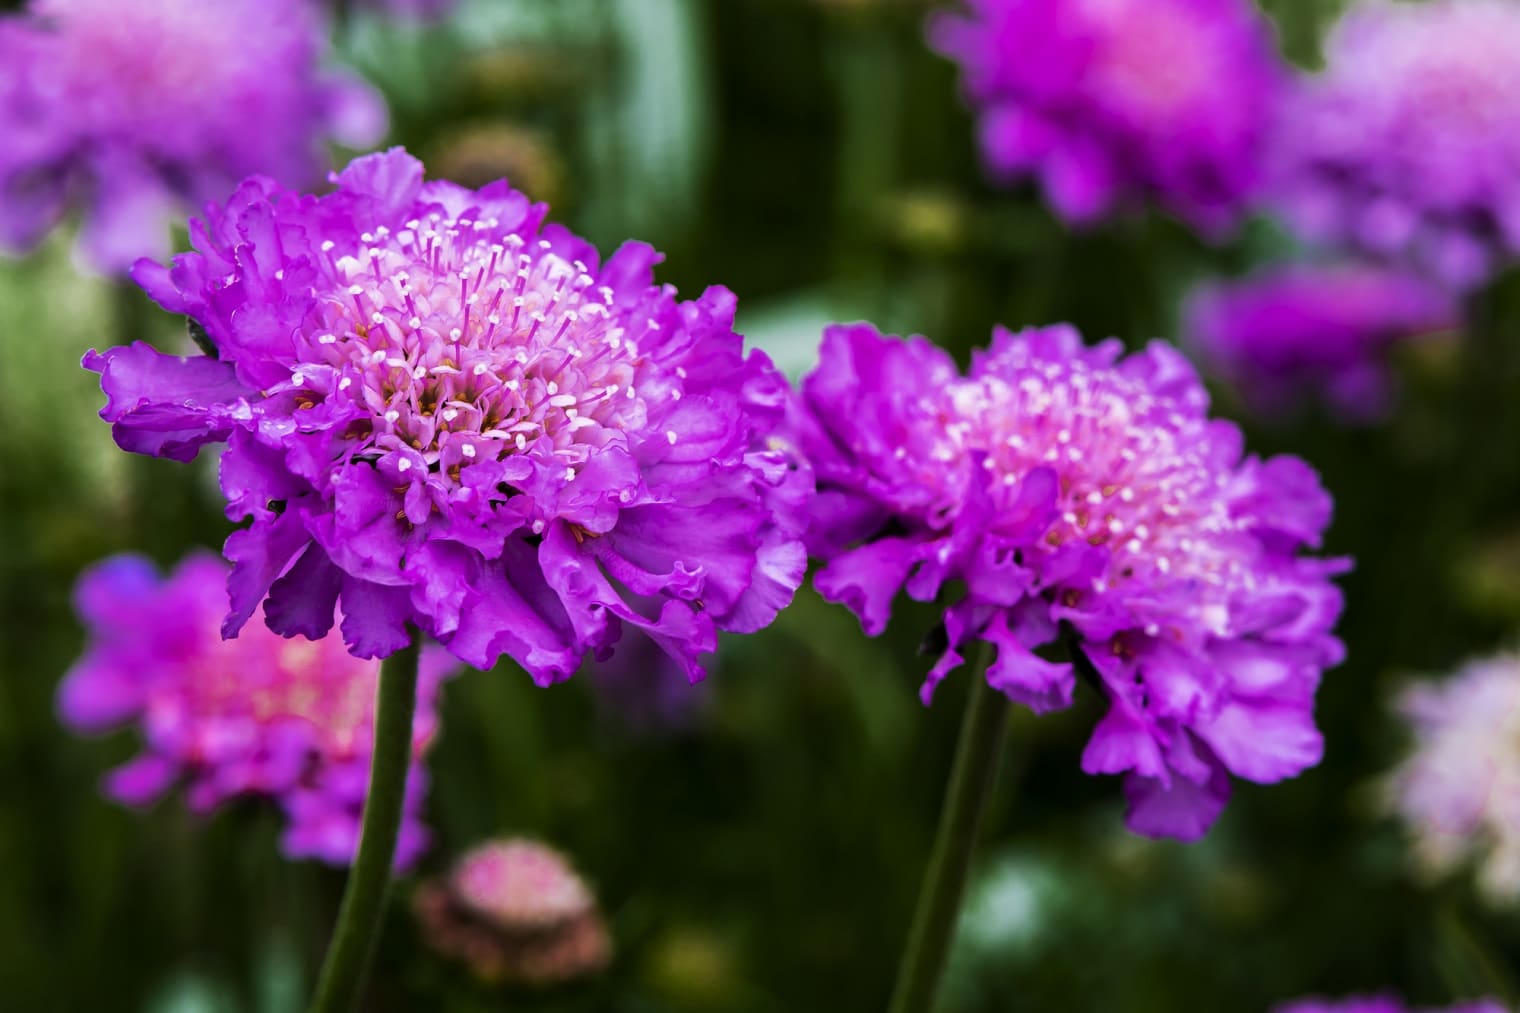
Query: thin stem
888 645 1010 1013
308 633 421 1013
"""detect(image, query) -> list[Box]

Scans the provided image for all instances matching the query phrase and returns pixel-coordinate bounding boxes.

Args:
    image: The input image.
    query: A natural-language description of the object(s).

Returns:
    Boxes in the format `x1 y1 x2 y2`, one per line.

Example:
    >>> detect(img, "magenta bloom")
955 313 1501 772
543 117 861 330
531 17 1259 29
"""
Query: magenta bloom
58 553 454 868
86 149 811 684
928 0 1285 235
1271 0 1520 289
1388 653 1520 902
0 0 384 274
1185 263 1456 421
1275 997 1507 1013
796 323 1347 840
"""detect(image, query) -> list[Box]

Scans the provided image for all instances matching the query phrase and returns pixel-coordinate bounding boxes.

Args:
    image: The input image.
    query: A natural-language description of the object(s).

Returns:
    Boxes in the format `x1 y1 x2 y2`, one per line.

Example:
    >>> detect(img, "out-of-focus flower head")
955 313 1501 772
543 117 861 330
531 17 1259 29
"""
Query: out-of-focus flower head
57 552 454 869
796 323 1348 840
85 149 812 684
0 0 385 275
1387 652 1520 903
584 632 711 735
928 0 1285 236
1275 996 1508 1013
1185 263 1457 422
413 837 611 985
1271 0 1520 290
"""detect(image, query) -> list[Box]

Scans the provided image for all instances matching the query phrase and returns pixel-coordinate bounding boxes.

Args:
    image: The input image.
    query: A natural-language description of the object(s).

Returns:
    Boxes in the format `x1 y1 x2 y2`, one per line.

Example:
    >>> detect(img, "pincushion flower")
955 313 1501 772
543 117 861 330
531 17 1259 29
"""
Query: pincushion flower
1387 653 1520 902
1274 997 1507 1013
1186 263 1455 421
58 552 454 868
1271 0 1520 289
928 0 1285 235
0 0 385 274
413 837 611 985
796 323 1347 840
85 148 811 684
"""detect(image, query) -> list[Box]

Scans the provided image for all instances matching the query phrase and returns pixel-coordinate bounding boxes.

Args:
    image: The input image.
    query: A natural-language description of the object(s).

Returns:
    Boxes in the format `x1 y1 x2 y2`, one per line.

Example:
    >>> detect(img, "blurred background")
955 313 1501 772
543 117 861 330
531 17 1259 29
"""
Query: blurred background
2 0 1519 1010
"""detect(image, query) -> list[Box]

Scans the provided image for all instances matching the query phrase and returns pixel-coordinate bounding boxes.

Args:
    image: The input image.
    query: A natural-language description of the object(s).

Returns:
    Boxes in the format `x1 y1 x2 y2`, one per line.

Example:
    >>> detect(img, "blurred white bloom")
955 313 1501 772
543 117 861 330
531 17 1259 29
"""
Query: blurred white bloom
1388 653 1520 902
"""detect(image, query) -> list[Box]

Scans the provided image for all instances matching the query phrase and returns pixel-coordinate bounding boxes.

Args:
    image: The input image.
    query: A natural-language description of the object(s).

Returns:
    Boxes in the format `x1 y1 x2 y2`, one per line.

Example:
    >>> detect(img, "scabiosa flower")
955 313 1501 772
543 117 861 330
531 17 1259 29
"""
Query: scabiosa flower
0 0 385 274
796 323 1347 840
1274 997 1507 1013
85 149 810 684
413 838 611 985
57 552 454 868
1271 0 1520 289
1185 263 1456 421
1387 653 1520 903
928 0 1285 235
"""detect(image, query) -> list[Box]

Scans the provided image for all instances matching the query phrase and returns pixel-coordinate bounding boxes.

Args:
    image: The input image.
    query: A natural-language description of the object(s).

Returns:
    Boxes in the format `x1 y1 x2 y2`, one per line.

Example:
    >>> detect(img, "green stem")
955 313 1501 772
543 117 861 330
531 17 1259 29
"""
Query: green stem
888 647 1010 1013
308 633 421 1013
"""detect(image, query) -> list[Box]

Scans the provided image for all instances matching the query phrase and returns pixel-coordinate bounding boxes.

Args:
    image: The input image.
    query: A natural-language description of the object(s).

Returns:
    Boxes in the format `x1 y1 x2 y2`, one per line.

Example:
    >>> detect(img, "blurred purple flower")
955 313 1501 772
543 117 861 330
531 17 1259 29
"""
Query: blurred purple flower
1388 653 1520 902
1275 996 1507 1013
795 323 1348 841
58 552 455 869
928 0 1285 236
584 634 711 735
0 0 385 275
1271 0 1520 289
1185 263 1457 422
85 149 812 684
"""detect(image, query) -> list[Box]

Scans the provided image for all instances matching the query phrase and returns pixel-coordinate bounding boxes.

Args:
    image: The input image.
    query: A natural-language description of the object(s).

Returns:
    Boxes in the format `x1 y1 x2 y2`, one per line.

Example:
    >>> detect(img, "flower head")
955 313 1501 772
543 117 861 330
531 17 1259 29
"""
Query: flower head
413 837 611 985
1387 653 1520 902
929 0 1285 235
1271 0 1520 289
1186 263 1456 421
57 552 454 869
0 0 384 274
1274 997 1507 1013
796 323 1347 840
86 149 811 684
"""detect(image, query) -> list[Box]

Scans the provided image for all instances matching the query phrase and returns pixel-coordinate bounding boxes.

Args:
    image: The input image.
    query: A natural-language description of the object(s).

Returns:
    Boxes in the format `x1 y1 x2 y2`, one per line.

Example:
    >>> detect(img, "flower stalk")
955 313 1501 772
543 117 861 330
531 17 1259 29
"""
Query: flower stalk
308 632 421 1013
888 646 1009 1013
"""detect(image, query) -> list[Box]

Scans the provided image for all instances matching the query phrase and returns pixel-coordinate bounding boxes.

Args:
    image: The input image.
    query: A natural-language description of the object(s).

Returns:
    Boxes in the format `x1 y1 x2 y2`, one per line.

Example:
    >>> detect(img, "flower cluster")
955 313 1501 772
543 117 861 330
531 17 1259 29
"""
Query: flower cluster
57 553 454 869
0 0 384 274
1275 997 1507 1013
928 0 1284 235
413 838 611 985
87 149 811 683
795 323 1347 839
1271 0 1520 289
1185 263 1455 421
1387 653 1520 902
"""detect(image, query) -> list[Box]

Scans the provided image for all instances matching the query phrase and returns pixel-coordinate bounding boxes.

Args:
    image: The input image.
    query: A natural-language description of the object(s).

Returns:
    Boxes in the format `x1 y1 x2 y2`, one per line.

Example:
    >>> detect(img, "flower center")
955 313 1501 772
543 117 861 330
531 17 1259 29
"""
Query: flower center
293 214 658 487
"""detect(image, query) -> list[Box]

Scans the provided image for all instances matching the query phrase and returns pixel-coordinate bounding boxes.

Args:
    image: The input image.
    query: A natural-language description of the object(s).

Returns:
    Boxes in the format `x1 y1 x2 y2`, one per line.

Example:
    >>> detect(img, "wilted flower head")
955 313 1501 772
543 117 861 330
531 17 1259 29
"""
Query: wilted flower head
796 323 1347 840
1186 263 1456 421
1272 0 1520 289
929 0 1285 235
57 553 454 868
414 837 611 985
1387 653 1520 902
0 0 384 274
86 149 810 684
1275 996 1507 1013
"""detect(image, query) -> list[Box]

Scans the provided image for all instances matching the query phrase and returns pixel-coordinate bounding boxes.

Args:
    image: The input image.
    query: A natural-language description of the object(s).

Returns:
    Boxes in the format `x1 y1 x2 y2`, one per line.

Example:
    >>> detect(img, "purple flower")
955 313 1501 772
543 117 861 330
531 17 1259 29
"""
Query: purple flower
1275 997 1508 1013
0 0 385 275
928 0 1285 235
1271 0 1520 289
1387 653 1520 902
795 323 1348 841
85 148 812 685
57 552 455 869
1185 263 1456 421
585 633 711 735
